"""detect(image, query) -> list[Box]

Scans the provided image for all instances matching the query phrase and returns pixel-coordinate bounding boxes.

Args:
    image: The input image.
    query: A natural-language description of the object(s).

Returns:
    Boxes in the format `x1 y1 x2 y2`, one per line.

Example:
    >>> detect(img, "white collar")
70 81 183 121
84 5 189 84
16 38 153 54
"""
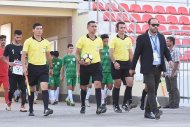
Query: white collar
148 31 158 38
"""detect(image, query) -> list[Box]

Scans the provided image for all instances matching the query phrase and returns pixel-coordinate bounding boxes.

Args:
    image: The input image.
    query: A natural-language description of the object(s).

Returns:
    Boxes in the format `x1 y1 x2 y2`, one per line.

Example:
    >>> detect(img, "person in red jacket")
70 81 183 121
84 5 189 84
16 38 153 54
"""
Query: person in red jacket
0 35 9 110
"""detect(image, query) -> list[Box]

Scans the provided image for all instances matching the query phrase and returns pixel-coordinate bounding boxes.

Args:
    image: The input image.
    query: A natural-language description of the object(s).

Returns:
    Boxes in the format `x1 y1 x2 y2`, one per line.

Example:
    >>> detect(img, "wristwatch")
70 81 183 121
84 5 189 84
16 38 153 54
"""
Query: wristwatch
50 67 53 69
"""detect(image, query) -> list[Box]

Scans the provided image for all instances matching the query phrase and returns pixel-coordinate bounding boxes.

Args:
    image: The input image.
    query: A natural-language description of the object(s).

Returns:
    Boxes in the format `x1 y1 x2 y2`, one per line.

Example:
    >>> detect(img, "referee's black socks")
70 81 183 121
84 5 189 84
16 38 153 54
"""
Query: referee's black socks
81 89 87 107
123 86 132 105
42 90 49 110
112 87 120 106
28 92 34 113
95 88 101 108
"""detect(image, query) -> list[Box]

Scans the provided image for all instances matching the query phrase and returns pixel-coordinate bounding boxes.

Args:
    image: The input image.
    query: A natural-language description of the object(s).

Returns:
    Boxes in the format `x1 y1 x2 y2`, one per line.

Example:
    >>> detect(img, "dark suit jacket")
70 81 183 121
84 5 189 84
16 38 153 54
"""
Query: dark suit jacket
131 30 172 74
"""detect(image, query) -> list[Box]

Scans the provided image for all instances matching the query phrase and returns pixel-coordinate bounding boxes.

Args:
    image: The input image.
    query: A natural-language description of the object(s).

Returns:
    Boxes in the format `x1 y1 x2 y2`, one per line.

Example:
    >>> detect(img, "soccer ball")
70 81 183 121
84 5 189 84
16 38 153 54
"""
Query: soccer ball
82 54 93 63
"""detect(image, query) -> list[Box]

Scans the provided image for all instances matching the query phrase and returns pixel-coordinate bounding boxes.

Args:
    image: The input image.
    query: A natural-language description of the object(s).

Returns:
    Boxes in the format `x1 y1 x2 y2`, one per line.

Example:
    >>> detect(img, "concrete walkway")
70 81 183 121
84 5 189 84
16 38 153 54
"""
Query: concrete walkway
0 98 189 127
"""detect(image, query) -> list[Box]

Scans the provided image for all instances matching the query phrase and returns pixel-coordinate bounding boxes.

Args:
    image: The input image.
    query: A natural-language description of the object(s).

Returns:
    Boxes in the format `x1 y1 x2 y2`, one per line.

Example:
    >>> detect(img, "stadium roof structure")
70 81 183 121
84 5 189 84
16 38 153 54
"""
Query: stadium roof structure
0 0 80 9
1 0 83 2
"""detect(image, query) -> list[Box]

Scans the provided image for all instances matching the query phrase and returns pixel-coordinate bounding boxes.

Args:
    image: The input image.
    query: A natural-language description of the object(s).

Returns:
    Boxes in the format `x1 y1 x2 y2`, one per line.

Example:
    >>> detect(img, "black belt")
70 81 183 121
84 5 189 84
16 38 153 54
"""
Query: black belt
152 65 161 68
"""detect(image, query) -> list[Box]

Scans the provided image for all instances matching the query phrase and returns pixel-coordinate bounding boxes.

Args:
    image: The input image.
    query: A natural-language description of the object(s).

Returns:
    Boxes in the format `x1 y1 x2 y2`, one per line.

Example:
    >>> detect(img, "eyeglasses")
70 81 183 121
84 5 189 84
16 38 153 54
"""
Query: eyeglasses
151 24 160 27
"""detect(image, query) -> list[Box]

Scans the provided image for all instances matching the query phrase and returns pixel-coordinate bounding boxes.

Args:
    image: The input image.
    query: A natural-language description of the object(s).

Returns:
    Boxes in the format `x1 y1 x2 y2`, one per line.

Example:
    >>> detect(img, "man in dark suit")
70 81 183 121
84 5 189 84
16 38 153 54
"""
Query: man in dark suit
129 18 173 120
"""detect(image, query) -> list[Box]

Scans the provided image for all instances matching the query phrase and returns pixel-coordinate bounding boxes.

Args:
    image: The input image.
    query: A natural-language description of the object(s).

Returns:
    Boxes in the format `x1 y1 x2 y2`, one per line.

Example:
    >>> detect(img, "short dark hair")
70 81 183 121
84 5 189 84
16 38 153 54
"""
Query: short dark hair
14 30 22 35
67 44 73 48
50 51 54 56
0 35 6 40
87 20 96 26
100 34 109 40
116 21 125 29
167 36 175 45
54 51 59 57
148 18 159 25
33 23 42 29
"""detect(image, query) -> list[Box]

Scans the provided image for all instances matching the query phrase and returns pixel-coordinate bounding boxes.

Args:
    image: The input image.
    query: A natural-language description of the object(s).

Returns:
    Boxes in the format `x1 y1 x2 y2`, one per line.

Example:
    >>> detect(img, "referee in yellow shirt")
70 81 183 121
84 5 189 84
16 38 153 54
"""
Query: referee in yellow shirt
109 21 137 113
22 23 53 116
76 21 106 114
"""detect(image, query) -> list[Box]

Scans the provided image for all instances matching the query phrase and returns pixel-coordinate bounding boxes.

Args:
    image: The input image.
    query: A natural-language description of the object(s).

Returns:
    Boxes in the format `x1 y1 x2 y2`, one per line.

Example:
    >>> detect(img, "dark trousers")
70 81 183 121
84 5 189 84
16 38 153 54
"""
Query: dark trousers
165 76 180 107
143 67 161 114
9 73 26 106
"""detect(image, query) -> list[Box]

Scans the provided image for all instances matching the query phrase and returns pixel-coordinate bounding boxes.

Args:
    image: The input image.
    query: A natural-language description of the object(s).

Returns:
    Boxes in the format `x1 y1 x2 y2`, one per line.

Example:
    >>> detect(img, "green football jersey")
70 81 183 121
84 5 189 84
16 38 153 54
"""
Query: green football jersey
62 54 77 77
52 57 62 76
101 45 111 72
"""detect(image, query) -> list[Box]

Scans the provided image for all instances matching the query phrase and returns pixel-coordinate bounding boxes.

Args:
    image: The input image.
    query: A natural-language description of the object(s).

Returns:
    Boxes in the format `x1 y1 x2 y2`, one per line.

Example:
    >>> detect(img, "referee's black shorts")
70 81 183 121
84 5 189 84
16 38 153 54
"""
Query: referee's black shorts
80 62 102 85
28 63 49 86
111 60 132 80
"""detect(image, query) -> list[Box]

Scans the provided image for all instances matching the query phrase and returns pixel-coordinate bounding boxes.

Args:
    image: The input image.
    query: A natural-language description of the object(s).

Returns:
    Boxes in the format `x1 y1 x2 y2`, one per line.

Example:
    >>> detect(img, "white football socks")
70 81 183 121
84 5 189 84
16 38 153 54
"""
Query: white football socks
101 89 105 104
86 87 92 100
55 87 60 102
68 90 73 103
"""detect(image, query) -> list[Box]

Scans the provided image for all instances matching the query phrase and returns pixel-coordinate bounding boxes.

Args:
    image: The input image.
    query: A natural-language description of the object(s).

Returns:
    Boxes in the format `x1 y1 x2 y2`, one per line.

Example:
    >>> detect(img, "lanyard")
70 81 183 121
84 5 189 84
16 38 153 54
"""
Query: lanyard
150 35 159 53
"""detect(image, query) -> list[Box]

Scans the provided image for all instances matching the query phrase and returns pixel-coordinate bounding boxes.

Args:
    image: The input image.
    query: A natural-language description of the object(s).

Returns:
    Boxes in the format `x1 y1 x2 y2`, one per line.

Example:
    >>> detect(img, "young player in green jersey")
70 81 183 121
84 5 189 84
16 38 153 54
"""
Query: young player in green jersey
49 51 62 105
61 44 77 106
100 34 113 105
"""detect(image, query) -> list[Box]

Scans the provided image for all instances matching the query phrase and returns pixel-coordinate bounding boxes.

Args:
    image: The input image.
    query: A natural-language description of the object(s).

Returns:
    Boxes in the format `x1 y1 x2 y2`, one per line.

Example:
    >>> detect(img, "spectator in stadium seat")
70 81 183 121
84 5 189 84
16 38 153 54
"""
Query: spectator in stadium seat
163 36 180 109
129 18 173 120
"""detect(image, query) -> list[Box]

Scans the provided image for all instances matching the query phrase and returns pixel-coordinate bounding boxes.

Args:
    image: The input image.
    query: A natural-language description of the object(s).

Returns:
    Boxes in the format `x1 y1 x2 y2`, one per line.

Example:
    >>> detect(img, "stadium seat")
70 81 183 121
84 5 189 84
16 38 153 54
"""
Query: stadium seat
155 15 167 24
129 4 142 13
116 12 128 22
128 23 142 34
182 39 190 45
92 2 105 11
181 26 190 35
142 5 153 13
118 3 129 12
184 50 190 55
154 5 166 14
175 39 181 45
178 7 188 15
185 51 190 61
180 55 189 61
168 25 179 30
105 3 119 12
161 25 170 35
142 14 152 23
179 16 190 25
181 26 190 30
166 6 177 14
131 13 142 23
103 12 116 22
158 25 167 34
168 25 180 35
167 15 178 24
142 24 149 33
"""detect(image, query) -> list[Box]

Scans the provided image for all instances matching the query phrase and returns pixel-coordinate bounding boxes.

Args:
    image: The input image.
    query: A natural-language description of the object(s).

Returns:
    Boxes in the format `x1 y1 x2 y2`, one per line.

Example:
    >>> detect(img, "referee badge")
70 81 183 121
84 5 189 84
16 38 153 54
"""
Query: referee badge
42 48 46 53
126 44 130 49
96 46 100 51
12 49 14 54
